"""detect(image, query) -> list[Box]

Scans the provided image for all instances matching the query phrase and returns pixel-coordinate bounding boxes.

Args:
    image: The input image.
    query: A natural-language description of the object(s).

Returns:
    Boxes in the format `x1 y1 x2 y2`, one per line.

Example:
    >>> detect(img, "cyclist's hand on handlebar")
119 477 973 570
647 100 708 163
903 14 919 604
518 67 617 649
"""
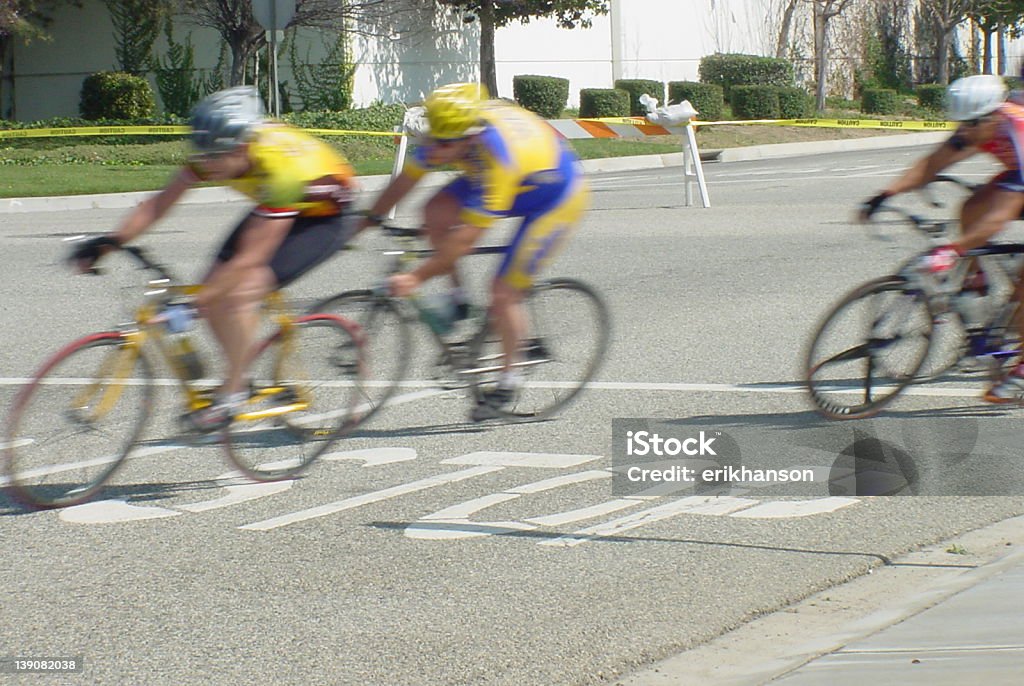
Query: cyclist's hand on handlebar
917 244 962 274
389 272 421 297
66 235 121 274
858 192 892 222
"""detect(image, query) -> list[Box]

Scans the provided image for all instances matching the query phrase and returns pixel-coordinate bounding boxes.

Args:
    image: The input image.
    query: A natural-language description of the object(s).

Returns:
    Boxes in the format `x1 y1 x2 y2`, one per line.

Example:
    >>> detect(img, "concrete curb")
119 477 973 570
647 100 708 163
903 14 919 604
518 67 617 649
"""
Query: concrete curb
0 131 945 214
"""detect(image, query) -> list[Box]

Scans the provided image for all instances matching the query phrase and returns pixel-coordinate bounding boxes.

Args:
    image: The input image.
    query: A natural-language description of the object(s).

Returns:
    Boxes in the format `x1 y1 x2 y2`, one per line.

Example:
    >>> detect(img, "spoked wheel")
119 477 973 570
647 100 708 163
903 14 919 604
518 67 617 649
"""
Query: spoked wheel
805 276 933 420
984 302 1023 388
468 278 609 422
222 314 366 481
306 290 411 423
3 333 154 509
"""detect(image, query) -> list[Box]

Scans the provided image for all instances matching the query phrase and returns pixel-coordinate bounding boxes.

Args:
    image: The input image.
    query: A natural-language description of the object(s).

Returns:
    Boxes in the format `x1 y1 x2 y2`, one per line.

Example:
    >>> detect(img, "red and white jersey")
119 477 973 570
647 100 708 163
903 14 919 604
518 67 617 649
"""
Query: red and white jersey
979 102 1024 170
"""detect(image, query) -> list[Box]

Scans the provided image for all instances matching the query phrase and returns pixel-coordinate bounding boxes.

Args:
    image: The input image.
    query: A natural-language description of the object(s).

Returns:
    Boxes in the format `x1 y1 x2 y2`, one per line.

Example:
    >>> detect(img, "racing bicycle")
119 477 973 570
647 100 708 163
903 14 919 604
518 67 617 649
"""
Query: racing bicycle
2 242 367 509
309 224 610 423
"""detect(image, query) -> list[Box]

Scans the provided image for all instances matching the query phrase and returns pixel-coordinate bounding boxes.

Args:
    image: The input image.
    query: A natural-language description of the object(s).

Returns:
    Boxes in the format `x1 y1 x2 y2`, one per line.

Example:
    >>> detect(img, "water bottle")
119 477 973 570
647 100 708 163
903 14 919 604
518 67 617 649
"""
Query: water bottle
418 293 456 335
955 290 990 329
160 302 204 381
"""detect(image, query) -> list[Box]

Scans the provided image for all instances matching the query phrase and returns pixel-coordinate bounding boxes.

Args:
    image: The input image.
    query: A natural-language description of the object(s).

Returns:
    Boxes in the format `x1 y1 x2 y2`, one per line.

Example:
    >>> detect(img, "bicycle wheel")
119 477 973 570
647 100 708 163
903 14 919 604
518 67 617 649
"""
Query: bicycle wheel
985 302 1023 385
222 314 367 481
306 289 411 421
805 276 933 420
3 332 154 509
468 278 610 422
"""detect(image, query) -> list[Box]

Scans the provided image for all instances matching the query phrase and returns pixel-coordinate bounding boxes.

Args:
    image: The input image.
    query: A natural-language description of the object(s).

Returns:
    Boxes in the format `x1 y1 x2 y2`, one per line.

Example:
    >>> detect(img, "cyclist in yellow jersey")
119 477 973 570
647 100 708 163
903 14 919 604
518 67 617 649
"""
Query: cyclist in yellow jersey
68 86 359 431
361 82 590 416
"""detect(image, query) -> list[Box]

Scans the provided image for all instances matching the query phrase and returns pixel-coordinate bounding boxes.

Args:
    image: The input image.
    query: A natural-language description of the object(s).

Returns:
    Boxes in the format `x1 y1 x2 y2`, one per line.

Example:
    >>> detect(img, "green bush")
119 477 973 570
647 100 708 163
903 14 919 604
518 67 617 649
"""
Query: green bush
862 88 899 115
579 88 630 118
513 75 569 119
668 81 724 121
699 53 794 98
729 85 780 119
777 87 812 118
613 79 665 116
916 84 945 112
80 72 157 120
282 102 406 131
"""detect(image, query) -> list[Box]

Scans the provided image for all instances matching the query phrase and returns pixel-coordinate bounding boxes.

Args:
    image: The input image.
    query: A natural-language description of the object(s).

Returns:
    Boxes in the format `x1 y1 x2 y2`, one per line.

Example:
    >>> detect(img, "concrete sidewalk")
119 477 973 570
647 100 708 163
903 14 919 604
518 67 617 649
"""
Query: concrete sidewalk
0 131 948 214
619 515 1024 686
768 545 1024 685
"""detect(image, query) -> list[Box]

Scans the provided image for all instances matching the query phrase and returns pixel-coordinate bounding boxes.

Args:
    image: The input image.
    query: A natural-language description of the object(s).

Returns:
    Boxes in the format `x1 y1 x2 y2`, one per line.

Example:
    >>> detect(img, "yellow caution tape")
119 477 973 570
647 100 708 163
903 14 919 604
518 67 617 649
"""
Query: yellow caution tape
693 118 957 131
0 125 190 139
0 125 404 140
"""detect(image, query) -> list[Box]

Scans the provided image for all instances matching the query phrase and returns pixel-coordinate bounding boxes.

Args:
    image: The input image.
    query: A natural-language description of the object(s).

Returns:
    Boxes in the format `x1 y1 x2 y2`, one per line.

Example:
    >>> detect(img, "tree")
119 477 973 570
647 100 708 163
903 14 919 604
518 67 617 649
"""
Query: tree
105 0 167 74
810 0 854 111
0 1 81 117
176 0 424 88
920 0 973 84
436 0 608 97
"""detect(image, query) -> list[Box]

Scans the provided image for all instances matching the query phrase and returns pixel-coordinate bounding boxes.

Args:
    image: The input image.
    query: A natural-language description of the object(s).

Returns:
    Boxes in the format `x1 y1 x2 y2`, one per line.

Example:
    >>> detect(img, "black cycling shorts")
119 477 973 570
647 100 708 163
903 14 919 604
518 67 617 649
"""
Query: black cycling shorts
215 210 357 287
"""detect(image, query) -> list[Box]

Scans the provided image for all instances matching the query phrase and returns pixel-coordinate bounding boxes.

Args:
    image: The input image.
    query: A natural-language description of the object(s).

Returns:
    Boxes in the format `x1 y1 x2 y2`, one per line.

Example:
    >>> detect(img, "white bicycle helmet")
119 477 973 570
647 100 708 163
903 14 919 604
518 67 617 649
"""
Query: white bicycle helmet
945 75 1007 121
189 86 265 153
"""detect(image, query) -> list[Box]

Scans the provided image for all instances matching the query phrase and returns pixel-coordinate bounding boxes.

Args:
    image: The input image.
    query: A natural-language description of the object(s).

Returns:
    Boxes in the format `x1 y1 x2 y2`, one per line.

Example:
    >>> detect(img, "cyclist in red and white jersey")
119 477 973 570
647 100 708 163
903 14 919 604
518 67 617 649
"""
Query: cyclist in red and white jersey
859 74 1024 402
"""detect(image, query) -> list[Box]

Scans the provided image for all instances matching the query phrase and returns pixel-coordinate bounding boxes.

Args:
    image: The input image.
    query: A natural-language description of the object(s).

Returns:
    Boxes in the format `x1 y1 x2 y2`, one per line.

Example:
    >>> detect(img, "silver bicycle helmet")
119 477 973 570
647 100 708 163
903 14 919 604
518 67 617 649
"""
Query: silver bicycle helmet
189 86 265 153
945 75 1007 121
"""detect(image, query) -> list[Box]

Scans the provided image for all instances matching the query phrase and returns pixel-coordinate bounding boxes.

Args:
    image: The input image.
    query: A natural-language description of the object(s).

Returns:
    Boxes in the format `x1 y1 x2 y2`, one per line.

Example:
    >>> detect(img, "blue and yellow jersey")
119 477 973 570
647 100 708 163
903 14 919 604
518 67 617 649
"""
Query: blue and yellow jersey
187 124 355 218
404 101 581 228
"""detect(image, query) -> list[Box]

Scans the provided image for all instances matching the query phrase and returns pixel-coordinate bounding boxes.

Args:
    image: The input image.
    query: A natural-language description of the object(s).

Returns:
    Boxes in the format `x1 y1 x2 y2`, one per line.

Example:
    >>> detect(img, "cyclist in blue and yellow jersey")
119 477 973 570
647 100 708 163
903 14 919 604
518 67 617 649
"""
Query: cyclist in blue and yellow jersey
361 82 590 418
859 74 1024 403
68 86 359 431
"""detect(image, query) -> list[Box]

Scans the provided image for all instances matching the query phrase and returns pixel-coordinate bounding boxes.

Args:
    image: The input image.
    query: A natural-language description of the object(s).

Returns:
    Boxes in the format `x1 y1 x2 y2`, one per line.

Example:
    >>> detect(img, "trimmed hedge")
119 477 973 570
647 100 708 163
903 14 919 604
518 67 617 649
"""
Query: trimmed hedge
916 84 945 112
668 81 724 121
613 79 665 116
579 88 630 118
282 102 407 132
862 88 899 115
699 53 794 98
778 87 812 118
513 75 569 119
730 85 780 119
80 72 156 120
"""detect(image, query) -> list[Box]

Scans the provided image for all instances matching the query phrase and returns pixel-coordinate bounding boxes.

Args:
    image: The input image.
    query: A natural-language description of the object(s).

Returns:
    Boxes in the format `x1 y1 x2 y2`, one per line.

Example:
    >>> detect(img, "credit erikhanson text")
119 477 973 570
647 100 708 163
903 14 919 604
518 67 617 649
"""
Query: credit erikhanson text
609 416 1024 497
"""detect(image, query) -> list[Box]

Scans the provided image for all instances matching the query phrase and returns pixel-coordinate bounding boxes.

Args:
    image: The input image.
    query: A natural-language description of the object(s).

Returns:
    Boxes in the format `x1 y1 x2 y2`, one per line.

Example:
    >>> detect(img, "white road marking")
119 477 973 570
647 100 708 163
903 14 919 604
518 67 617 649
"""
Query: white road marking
177 475 294 513
441 451 601 469
59 500 182 524
729 497 860 518
238 466 504 531
406 470 610 540
540 495 761 548
321 447 418 466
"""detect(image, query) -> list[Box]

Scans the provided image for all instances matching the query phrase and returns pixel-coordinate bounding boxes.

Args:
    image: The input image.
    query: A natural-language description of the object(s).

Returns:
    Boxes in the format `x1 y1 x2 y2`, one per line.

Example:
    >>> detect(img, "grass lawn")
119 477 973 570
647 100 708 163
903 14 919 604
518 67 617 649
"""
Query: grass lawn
0 124 915 198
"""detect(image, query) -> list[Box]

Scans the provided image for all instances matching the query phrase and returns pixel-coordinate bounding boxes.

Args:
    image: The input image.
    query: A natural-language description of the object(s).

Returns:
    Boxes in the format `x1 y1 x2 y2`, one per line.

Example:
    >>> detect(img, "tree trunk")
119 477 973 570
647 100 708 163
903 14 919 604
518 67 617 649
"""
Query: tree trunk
0 36 9 120
937 28 950 84
813 4 828 111
776 0 797 59
478 0 497 96
983 28 992 74
998 25 1006 75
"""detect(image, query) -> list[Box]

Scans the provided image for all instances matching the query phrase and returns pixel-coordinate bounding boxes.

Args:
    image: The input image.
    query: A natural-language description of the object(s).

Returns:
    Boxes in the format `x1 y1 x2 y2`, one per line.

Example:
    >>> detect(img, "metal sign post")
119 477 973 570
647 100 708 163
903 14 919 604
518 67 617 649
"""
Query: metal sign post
252 0 296 118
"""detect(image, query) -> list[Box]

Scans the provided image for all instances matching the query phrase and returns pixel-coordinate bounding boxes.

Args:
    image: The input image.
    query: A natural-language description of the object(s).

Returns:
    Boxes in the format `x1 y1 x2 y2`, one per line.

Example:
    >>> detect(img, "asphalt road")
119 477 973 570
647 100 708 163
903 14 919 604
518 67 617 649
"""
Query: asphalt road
2 147 1023 685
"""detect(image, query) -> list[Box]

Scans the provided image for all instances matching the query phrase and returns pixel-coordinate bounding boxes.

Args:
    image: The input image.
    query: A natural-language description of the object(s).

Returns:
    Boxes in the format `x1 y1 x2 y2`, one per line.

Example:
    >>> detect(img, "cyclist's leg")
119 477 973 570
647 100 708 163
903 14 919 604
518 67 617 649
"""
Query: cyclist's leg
204 214 351 403
492 178 588 386
424 178 475 297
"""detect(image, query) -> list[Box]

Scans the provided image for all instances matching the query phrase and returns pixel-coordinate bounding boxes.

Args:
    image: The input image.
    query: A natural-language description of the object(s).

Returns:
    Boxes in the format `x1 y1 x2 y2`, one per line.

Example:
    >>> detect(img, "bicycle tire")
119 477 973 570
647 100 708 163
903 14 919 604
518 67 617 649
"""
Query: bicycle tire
222 314 367 481
805 276 933 420
3 332 154 509
467 278 610 422
305 289 412 423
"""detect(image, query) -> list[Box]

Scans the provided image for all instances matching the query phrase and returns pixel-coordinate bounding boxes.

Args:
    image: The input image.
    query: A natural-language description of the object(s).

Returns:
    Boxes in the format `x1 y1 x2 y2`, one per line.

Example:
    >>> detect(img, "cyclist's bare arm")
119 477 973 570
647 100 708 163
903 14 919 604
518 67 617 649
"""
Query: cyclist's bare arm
883 137 978 196
112 167 194 244
412 223 483 282
197 213 294 307
363 170 420 228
